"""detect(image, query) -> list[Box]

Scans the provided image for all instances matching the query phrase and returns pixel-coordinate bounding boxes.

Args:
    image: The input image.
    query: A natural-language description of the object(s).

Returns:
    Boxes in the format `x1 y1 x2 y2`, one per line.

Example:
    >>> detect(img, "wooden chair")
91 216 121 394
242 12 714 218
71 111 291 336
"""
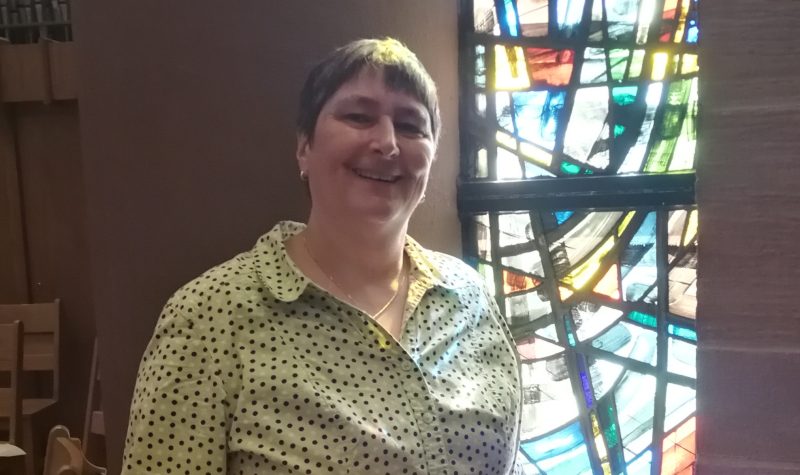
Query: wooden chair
0 321 26 475
0 300 60 475
81 340 104 459
43 426 106 475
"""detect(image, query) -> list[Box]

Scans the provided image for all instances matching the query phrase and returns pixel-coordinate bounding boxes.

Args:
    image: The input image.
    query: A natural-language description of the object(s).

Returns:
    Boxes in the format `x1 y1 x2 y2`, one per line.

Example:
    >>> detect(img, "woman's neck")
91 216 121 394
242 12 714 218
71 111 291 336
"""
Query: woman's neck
299 213 407 290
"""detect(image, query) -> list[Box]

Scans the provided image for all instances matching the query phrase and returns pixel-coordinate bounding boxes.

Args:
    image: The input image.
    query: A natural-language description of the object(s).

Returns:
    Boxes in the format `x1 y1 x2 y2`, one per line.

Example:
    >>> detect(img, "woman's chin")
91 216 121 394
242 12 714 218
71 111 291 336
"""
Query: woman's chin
340 200 408 226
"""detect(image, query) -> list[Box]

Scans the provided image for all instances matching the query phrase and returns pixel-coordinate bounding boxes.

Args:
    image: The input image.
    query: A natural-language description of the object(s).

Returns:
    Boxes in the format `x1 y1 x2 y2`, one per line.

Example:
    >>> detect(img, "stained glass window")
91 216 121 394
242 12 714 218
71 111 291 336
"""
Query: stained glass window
458 1 698 474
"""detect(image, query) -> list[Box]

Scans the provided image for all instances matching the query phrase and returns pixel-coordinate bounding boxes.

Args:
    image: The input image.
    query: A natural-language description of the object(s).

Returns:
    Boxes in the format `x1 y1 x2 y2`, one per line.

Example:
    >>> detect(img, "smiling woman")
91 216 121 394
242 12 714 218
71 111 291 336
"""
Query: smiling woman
121 38 523 475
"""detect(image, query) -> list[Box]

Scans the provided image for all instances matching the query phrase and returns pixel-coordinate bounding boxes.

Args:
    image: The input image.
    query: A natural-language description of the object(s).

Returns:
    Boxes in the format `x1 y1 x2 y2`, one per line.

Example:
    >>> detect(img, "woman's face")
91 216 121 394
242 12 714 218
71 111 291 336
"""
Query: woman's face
297 67 436 229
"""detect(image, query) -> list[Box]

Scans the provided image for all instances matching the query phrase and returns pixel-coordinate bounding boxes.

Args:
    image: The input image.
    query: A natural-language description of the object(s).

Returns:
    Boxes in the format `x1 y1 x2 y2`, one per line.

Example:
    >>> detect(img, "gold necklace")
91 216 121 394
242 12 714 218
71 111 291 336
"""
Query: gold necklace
302 235 406 319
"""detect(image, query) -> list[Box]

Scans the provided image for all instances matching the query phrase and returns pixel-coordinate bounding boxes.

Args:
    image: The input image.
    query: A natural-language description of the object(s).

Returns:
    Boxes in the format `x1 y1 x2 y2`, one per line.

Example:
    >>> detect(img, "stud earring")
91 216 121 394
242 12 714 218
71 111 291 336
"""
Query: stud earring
299 170 308 181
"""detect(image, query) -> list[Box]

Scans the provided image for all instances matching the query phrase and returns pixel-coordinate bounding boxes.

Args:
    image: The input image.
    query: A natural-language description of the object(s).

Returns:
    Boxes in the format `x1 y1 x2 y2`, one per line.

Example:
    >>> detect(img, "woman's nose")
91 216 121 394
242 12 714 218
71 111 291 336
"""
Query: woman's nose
370 116 399 158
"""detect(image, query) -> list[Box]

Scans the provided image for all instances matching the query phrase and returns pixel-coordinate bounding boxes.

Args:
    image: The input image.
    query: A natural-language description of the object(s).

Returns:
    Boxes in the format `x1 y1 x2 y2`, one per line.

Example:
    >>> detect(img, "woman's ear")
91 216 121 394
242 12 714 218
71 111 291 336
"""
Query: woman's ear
296 133 310 174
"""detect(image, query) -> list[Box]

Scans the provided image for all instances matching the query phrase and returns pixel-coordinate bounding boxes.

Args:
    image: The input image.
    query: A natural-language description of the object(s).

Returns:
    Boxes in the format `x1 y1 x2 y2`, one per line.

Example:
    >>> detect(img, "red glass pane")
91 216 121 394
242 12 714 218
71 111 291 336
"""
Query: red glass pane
525 48 574 87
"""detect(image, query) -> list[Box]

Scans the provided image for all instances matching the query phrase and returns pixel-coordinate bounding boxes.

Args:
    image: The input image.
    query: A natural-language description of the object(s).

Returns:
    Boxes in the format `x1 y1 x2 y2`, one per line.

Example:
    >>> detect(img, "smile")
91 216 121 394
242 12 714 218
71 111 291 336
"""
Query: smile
352 168 401 183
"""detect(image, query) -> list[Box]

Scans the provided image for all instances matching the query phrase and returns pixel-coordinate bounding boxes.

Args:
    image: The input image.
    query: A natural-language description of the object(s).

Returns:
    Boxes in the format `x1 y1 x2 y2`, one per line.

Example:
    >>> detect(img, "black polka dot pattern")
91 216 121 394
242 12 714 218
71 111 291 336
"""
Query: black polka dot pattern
123 221 522 474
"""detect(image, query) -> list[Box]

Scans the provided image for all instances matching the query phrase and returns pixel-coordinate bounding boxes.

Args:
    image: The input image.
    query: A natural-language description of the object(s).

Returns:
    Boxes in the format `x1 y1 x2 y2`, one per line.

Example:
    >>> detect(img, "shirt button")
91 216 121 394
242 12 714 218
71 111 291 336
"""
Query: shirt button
421 412 436 425
400 360 416 372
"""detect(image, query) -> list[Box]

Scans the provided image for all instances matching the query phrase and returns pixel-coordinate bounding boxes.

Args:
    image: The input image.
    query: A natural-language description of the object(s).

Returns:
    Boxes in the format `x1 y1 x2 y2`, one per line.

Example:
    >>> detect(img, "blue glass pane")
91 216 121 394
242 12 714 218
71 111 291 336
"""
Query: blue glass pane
554 210 574 225
501 0 520 36
521 421 593 474
513 91 566 151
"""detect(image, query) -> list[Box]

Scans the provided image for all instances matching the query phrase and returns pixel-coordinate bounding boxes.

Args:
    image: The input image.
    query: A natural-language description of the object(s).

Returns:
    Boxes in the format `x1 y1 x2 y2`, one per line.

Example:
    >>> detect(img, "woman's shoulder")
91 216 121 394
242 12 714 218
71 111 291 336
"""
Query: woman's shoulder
160 247 266 325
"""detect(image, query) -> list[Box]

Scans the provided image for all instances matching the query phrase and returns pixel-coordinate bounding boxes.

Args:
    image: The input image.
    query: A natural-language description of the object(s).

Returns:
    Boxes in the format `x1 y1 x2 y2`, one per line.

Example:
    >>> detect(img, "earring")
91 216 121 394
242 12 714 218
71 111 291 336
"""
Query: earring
299 170 308 181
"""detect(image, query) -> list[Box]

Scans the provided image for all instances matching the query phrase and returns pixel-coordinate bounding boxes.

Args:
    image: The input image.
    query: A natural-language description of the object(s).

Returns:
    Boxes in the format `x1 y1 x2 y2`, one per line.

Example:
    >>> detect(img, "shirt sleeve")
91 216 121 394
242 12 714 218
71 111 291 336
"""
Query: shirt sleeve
122 301 231 475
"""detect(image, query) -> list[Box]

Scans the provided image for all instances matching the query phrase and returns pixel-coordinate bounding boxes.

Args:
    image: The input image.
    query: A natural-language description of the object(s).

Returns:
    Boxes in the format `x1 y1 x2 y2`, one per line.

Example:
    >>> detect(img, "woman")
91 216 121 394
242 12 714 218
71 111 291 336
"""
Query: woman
123 38 521 475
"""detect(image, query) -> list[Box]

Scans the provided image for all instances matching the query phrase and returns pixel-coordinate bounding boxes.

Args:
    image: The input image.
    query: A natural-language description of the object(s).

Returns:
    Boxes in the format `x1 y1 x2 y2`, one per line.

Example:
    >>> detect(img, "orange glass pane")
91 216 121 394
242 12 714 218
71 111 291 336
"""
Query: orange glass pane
662 0 679 19
661 416 696 474
594 264 621 300
503 269 541 293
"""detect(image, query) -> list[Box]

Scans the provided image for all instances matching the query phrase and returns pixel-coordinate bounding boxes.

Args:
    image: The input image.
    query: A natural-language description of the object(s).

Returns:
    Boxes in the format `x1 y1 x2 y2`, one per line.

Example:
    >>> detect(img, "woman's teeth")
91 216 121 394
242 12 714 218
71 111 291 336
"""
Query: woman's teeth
354 169 399 183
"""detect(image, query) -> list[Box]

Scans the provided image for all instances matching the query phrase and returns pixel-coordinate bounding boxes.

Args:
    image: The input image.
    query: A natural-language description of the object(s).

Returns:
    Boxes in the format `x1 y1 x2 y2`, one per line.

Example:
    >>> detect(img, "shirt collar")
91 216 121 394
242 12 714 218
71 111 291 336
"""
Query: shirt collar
252 221 466 303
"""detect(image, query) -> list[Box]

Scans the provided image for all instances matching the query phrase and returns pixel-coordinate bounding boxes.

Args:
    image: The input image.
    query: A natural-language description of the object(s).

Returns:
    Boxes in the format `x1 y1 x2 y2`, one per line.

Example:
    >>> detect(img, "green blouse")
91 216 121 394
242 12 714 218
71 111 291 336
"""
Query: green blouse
123 221 522 474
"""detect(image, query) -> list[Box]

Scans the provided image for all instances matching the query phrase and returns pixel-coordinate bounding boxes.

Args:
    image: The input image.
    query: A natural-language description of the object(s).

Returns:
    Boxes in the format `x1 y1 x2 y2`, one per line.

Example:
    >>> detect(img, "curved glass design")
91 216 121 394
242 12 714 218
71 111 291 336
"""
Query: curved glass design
460 1 699 474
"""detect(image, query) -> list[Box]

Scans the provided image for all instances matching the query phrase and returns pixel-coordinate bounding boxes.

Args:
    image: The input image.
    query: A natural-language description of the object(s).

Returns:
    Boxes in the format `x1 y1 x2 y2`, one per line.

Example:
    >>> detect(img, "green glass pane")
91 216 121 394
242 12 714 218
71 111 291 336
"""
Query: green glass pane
612 86 637 106
668 324 697 342
644 79 693 173
561 162 581 174
629 311 657 328
609 49 630 81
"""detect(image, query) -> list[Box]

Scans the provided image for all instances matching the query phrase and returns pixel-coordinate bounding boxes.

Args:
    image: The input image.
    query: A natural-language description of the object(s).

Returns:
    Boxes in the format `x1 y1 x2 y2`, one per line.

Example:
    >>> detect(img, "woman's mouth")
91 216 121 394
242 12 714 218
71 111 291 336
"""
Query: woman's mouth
352 168 401 183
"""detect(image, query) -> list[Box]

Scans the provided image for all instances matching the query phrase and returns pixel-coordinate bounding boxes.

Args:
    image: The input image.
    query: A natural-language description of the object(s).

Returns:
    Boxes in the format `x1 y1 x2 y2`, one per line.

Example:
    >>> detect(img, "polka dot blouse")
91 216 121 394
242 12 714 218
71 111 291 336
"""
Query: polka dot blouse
123 221 522 475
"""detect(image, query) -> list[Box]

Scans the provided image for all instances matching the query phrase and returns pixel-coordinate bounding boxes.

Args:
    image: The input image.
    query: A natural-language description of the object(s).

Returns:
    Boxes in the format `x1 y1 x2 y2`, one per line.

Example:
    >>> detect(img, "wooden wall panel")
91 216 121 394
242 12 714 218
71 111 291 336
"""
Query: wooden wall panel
0 104 29 303
14 101 95 461
697 0 800 473
72 1 459 472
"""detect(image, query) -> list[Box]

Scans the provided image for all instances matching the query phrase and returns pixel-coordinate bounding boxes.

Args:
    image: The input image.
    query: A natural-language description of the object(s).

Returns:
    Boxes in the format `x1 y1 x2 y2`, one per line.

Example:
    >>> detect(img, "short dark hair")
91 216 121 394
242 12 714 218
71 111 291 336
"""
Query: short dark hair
296 38 441 143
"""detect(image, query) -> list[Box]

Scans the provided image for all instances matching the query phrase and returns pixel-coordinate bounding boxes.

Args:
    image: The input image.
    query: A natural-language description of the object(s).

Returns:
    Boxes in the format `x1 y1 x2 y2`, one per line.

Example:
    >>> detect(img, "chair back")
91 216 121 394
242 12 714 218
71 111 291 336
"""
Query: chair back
43 426 106 475
0 321 23 445
0 300 59 399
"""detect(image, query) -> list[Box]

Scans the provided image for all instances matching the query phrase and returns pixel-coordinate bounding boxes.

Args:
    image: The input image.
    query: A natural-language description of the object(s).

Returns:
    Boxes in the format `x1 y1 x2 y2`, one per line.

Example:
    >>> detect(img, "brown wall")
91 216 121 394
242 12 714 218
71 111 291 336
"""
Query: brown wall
72 1 459 472
697 1 800 473
0 100 94 466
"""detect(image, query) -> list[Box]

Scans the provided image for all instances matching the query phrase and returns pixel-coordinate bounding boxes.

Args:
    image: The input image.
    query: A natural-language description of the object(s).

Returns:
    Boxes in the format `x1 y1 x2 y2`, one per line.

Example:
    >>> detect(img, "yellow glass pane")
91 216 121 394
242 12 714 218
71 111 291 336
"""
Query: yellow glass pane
565 236 615 290
496 130 517 150
616 211 636 236
683 210 698 246
520 141 553 166
652 52 669 80
681 54 699 74
674 0 691 43
495 45 531 90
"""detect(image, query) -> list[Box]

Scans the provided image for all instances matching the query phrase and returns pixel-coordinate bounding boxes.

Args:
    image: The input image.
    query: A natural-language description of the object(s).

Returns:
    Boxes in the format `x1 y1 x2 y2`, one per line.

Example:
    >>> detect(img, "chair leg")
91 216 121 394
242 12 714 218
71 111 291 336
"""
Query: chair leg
22 419 34 475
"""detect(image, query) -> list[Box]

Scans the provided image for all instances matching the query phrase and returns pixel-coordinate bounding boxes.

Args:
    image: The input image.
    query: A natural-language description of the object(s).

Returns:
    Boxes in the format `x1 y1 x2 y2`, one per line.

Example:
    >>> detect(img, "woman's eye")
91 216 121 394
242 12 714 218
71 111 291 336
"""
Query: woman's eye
396 122 427 137
344 113 372 124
